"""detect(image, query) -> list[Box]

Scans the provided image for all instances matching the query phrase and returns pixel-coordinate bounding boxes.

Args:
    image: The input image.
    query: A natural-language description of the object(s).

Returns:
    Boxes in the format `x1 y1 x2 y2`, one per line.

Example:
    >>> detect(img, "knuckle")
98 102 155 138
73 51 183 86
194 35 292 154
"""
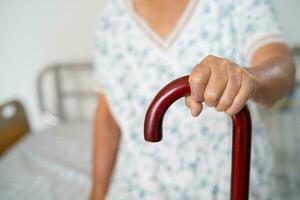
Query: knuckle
189 74 202 84
222 59 232 66
218 74 228 83
229 74 241 88
216 105 225 112
215 106 223 112
225 110 235 116
225 107 239 115
233 65 243 74
206 55 215 60
216 98 232 112
205 90 219 105
220 98 232 107
205 55 217 62
193 63 202 69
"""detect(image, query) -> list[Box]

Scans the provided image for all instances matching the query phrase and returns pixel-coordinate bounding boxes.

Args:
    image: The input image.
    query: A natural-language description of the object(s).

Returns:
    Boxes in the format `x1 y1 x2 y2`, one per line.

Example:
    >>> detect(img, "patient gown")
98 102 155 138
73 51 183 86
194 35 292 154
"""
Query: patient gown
94 0 285 199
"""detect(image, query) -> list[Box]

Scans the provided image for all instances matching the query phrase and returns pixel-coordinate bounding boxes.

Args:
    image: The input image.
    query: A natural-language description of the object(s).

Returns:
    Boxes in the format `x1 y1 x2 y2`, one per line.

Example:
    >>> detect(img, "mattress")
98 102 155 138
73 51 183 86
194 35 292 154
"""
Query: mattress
0 121 92 200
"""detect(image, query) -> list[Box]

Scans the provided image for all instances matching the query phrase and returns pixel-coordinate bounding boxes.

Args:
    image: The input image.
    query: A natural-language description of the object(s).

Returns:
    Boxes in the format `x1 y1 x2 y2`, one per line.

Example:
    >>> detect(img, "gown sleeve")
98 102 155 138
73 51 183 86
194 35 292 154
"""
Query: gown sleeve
235 0 286 64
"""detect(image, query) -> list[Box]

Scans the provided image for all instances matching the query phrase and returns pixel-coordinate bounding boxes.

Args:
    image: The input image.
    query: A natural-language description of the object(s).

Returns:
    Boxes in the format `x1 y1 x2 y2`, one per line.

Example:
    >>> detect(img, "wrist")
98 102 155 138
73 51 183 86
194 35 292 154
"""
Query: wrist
243 67 263 103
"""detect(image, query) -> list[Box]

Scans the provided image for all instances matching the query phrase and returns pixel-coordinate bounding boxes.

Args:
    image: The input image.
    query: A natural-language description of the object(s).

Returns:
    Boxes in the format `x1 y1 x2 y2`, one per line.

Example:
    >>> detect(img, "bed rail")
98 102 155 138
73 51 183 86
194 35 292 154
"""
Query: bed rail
37 62 98 124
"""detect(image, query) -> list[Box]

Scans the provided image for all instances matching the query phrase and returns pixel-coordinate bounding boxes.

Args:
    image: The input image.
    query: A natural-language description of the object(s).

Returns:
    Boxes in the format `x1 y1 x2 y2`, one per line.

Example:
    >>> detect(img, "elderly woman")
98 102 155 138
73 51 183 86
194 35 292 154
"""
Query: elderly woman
92 0 295 199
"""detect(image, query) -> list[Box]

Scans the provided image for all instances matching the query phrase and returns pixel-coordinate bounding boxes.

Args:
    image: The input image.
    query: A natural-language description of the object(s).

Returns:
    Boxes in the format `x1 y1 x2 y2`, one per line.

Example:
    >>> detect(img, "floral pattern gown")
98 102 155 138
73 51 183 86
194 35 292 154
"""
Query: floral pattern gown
94 0 285 199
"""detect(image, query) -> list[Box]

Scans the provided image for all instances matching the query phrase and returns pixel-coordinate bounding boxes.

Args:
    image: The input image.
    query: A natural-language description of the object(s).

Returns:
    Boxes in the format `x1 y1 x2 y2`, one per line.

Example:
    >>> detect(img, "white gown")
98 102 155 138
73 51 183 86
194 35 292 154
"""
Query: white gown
94 0 285 199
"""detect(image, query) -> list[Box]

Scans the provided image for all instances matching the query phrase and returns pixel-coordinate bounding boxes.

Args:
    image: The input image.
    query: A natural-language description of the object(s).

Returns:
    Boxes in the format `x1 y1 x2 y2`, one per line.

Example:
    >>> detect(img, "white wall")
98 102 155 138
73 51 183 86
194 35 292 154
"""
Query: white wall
0 0 299 131
272 0 300 45
0 0 106 130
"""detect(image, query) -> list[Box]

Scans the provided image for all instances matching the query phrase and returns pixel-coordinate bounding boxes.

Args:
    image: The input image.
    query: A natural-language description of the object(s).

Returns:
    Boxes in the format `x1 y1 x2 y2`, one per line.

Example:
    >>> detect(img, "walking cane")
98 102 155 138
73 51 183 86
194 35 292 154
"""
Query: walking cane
144 75 252 200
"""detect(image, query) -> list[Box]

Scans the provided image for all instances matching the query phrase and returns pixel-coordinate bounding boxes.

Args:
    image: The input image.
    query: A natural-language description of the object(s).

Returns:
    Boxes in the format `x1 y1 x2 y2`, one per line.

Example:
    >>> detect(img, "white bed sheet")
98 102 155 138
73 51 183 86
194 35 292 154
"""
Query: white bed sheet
0 121 92 200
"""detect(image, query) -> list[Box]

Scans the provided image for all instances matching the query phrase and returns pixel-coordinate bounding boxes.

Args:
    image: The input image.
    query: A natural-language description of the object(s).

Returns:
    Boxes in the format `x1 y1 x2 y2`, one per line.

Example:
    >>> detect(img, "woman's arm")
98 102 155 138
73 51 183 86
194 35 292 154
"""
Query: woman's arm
185 43 296 116
91 94 121 200
247 43 296 107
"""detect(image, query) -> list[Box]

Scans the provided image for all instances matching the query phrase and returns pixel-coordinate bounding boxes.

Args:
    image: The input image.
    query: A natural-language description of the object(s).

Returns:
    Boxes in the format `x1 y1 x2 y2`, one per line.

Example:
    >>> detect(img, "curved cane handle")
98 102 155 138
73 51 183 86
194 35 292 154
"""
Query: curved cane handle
144 75 252 200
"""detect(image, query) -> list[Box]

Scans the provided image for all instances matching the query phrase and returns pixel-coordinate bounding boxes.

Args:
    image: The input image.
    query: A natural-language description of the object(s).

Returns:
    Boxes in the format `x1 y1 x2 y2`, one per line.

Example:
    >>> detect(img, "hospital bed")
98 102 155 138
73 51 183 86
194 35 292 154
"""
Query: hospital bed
0 62 97 200
0 47 300 199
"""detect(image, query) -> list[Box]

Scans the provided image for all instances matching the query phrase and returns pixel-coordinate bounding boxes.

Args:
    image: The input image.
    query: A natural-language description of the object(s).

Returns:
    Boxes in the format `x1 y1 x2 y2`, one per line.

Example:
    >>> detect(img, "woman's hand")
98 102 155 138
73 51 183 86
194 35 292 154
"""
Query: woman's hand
185 55 258 116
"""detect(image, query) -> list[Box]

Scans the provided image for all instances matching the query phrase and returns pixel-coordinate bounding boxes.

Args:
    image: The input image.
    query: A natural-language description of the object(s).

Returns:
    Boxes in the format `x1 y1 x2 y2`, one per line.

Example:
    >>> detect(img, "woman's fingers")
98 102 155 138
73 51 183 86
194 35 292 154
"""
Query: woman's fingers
225 71 256 115
185 96 203 117
188 63 211 102
204 59 229 107
187 55 258 117
215 64 242 112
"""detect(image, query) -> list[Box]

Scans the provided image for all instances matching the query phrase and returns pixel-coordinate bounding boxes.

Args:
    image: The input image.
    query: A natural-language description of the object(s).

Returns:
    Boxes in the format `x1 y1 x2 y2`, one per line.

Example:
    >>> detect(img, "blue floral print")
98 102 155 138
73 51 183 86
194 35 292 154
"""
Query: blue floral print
94 0 284 199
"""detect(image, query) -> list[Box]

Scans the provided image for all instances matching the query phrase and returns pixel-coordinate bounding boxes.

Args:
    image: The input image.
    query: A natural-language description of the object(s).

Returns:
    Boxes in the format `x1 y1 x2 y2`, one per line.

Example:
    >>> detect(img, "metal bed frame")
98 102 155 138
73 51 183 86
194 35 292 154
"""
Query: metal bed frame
37 62 98 124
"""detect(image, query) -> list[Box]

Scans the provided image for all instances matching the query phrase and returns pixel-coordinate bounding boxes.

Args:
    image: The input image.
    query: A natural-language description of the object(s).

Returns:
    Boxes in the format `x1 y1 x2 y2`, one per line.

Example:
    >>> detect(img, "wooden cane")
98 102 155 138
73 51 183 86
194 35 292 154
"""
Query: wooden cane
144 75 252 200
